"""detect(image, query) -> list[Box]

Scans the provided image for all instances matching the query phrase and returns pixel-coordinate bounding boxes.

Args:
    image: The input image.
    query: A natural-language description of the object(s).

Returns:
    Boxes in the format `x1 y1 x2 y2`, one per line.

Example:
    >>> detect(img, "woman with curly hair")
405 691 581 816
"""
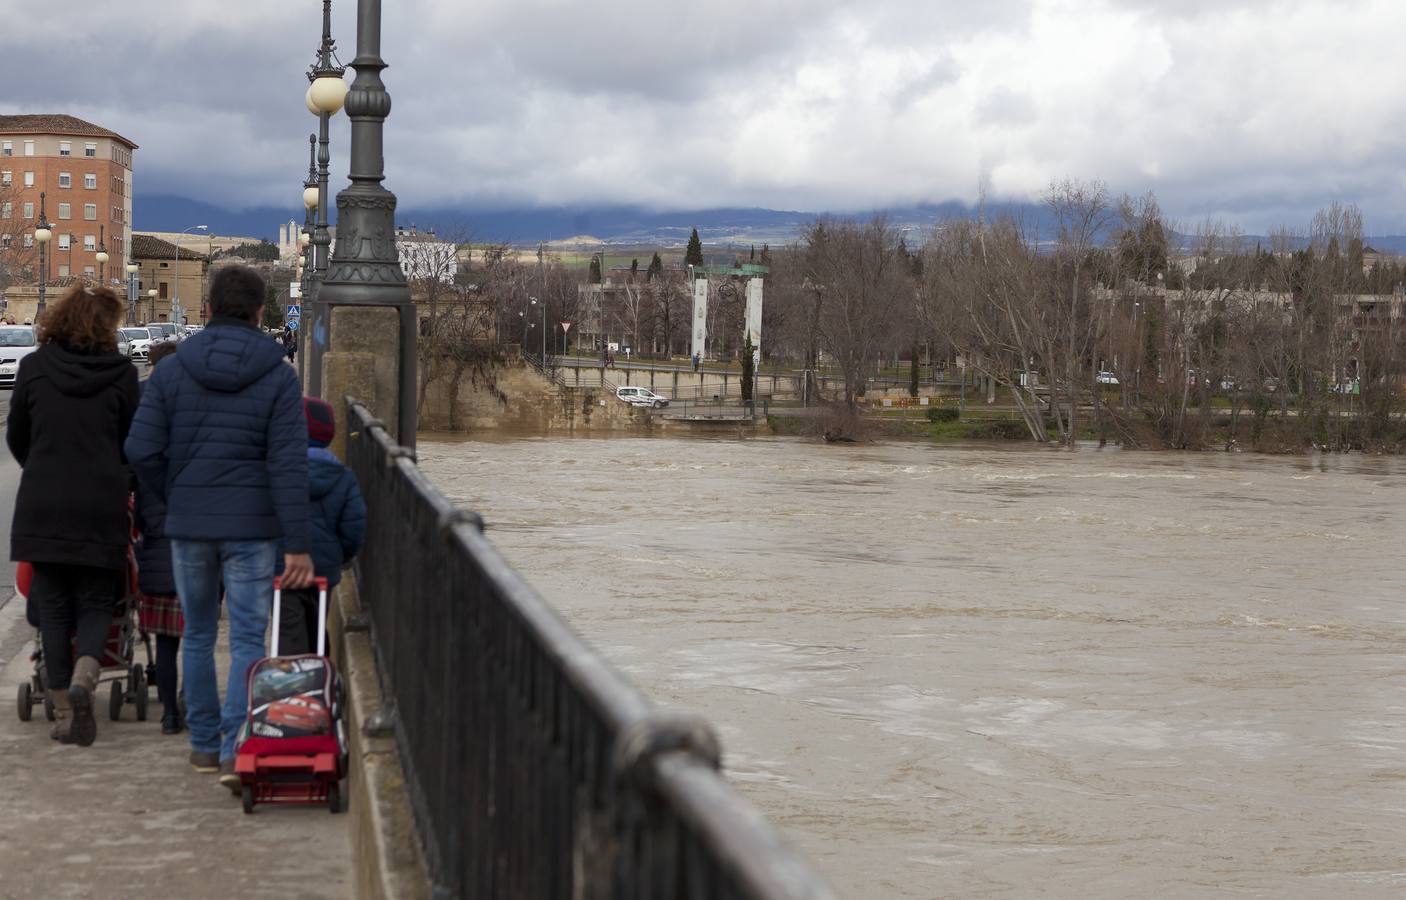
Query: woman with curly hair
7 284 139 746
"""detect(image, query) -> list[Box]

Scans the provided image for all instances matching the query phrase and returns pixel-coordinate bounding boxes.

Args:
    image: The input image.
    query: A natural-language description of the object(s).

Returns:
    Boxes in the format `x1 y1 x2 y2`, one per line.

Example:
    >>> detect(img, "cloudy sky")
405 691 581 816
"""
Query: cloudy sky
3 0 1403 232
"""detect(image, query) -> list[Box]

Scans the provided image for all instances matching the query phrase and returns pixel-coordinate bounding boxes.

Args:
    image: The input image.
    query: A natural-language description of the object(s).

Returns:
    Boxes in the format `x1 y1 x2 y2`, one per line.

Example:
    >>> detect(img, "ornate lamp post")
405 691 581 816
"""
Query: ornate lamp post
34 192 52 315
312 0 417 447
146 288 158 324
95 225 109 284
297 133 318 373
303 0 347 391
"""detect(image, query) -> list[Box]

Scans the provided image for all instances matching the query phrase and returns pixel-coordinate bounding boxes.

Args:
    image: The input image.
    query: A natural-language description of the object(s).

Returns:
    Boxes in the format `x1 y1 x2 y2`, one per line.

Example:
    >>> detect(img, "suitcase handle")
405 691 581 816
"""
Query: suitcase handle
270 576 333 658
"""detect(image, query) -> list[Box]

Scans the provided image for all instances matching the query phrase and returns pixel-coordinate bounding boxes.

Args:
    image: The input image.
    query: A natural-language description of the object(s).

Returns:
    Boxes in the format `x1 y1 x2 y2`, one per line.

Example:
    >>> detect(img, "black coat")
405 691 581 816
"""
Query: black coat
7 343 140 571
133 387 174 595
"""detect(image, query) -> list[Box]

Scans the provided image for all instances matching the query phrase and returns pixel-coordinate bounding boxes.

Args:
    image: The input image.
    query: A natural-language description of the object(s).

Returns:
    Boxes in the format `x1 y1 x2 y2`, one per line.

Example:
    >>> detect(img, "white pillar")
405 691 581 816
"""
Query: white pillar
691 278 709 360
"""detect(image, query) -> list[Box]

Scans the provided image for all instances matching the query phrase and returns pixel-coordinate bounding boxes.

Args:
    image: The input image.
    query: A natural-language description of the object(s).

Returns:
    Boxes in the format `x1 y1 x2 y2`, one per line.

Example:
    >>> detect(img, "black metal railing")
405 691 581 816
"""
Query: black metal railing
345 400 834 900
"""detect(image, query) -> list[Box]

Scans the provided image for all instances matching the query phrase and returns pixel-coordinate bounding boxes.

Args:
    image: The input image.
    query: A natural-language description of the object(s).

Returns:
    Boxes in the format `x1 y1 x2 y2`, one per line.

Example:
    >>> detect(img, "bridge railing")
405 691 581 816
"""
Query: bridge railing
345 400 834 900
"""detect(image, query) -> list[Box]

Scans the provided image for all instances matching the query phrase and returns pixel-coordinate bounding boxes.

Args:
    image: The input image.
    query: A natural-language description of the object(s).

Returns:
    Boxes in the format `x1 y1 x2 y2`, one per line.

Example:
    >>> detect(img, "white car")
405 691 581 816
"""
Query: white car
0 326 39 387
121 327 154 361
1095 371 1120 385
615 386 670 409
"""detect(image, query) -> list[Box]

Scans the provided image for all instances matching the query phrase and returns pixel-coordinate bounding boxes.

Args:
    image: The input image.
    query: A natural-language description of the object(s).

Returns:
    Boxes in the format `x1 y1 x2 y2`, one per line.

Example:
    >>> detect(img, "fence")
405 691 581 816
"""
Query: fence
346 400 833 900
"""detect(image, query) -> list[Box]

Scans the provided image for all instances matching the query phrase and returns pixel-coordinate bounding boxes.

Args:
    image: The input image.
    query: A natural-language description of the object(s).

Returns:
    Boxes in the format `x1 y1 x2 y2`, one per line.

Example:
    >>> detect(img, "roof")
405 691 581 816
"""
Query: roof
0 115 138 150
132 234 207 261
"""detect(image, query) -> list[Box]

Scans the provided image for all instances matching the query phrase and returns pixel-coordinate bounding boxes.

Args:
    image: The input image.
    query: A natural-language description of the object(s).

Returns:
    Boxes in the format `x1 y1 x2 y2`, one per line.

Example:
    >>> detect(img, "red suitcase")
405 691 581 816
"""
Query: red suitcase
235 576 346 814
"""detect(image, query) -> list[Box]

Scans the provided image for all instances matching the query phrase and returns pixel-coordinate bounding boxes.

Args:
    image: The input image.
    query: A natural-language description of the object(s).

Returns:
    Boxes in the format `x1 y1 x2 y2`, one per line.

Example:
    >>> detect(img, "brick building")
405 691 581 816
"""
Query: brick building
0 114 137 286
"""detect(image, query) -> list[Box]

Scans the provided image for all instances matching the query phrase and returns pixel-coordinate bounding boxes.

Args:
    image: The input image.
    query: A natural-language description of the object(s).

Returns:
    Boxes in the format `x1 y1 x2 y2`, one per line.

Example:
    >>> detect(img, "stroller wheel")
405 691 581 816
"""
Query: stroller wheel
242 784 255 815
109 680 123 721
327 781 341 814
17 682 32 722
133 668 148 722
44 693 55 722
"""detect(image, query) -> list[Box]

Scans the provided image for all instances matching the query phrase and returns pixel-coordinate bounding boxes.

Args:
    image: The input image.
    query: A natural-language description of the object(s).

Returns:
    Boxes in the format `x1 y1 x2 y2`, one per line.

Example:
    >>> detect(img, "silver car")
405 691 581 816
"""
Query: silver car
0 326 39 387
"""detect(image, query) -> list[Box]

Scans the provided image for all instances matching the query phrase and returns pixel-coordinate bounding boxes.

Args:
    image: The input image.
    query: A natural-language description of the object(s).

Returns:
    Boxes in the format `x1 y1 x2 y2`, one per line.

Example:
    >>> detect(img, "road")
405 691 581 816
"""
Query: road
0 384 352 898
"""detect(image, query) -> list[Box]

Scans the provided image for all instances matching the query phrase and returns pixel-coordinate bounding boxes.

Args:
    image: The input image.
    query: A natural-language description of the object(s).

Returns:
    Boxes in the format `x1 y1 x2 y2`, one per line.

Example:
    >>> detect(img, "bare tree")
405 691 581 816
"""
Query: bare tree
803 217 913 413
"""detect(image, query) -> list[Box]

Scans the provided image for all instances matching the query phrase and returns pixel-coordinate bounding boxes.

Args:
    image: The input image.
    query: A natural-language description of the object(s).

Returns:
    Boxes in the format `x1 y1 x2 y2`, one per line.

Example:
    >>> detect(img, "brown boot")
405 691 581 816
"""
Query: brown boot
47 690 72 742
66 656 100 747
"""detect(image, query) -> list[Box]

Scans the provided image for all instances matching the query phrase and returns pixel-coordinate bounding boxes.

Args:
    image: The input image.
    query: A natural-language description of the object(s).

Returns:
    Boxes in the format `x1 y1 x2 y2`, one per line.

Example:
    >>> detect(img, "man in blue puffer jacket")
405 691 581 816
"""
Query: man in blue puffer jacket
275 397 366 656
125 265 315 788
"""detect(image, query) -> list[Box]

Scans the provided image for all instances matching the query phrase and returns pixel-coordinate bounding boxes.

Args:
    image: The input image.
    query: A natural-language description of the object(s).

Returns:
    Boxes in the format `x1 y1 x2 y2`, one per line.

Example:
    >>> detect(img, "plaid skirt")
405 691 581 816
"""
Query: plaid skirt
138 592 184 637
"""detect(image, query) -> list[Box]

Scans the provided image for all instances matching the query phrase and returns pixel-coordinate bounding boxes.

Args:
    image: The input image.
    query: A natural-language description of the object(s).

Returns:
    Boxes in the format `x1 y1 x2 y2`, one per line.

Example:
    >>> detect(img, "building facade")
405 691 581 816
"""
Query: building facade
0 115 137 287
131 234 209 324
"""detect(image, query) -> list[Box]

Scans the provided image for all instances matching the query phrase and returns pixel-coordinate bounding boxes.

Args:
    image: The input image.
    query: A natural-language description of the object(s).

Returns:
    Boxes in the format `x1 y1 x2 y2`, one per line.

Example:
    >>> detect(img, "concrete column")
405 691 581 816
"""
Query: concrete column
323 306 402 459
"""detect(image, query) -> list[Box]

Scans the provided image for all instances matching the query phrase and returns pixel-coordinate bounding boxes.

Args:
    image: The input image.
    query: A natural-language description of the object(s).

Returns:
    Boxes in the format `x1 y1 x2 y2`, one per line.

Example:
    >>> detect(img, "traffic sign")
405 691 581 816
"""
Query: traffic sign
286 319 299 331
287 305 302 317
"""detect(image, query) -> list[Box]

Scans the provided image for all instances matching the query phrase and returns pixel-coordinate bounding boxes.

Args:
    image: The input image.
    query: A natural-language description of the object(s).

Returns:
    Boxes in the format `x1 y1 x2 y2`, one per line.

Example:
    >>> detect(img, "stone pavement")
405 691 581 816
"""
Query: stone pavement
0 584 352 899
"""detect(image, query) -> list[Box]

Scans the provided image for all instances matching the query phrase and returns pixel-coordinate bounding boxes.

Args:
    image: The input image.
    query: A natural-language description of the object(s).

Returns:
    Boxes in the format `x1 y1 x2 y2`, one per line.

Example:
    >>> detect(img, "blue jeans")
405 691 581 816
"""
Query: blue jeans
171 539 277 760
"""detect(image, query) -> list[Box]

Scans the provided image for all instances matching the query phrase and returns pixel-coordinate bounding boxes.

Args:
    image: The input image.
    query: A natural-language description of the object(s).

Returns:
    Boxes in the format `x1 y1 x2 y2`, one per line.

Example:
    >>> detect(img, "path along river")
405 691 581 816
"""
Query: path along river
417 435 1406 899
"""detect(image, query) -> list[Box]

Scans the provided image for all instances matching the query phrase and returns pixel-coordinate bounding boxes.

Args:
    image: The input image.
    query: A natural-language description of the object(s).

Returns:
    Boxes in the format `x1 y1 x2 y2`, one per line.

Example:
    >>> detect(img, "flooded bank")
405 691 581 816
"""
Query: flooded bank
418 435 1406 899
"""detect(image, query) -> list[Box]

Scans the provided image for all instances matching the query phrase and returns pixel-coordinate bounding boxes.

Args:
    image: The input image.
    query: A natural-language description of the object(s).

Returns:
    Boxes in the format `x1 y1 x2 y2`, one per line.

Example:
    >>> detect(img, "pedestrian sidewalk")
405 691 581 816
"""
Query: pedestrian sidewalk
0 592 350 899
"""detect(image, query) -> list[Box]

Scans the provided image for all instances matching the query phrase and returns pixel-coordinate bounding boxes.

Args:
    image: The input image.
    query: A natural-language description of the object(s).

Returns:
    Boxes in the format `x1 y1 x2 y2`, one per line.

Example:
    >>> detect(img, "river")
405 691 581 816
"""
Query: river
417 435 1406 899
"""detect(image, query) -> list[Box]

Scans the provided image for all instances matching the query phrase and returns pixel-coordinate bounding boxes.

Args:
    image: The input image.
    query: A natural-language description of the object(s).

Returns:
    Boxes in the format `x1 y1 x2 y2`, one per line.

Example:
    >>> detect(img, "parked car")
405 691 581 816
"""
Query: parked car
120 327 154 361
0 325 39 387
146 322 180 342
615 386 670 409
1095 371 1119 385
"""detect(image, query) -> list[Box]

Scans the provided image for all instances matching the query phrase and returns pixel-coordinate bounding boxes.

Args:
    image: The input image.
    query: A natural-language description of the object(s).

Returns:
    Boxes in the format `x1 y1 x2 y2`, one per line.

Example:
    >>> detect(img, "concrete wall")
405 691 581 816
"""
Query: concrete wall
418 359 656 434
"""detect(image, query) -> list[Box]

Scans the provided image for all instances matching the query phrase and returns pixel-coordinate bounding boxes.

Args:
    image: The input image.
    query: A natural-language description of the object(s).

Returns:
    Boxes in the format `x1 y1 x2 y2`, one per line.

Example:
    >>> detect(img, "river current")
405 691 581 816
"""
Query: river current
417 435 1406 899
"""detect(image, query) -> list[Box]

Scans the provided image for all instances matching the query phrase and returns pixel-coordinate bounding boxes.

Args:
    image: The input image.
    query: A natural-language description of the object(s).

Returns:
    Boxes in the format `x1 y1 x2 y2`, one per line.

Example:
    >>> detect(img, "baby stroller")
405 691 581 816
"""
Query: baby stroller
14 549 155 725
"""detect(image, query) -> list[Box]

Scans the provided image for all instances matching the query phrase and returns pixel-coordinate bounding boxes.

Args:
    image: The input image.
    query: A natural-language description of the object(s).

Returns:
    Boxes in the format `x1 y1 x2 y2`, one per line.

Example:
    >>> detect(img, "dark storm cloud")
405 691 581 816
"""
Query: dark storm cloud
1 0 1402 232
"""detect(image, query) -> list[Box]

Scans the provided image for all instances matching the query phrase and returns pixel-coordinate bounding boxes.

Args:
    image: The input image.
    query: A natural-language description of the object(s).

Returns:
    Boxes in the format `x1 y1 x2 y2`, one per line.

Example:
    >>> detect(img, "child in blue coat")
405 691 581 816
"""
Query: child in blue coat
276 398 366 655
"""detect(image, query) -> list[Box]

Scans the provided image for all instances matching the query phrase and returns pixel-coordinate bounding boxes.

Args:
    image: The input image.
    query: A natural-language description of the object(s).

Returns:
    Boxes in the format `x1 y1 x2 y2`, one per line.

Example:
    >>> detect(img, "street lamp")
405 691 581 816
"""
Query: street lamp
95 225 109 284
146 288 158 324
34 192 52 315
314 0 418 447
125 261 139 324
174 224 208 325
302 0 346 396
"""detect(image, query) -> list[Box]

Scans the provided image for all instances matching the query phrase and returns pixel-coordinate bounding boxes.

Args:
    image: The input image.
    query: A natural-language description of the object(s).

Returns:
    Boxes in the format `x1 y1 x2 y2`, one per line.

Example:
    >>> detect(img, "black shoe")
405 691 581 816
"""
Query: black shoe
161 706 183 735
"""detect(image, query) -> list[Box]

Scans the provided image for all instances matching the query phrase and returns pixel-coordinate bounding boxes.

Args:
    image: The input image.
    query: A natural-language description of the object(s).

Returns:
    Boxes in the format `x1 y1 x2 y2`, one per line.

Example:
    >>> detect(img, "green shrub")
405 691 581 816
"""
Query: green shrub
926 406 960 423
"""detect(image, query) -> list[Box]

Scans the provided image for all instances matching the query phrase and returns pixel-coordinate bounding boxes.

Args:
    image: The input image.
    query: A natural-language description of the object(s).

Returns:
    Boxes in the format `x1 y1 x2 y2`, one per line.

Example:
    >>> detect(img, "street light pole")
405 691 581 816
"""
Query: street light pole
316 0 417 447
34 192 52 315
125 261 139 325
96 225 109 284
304 0 345 397
173 224 208 325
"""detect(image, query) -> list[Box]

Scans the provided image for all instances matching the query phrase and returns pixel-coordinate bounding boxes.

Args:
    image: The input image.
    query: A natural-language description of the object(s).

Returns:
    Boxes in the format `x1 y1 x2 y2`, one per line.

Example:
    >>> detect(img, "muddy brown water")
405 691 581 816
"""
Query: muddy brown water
417 435 1406 899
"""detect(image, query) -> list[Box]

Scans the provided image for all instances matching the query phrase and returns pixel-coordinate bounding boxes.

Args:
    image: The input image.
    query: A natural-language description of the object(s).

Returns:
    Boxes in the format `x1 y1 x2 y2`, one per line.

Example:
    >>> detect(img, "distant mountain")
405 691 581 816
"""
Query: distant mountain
133 194 1406 255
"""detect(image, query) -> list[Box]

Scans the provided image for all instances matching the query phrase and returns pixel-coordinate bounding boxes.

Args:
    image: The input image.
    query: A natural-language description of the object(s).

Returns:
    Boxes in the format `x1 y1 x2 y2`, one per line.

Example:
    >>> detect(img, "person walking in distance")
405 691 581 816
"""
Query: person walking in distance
126 265 313 789
276 398 365 656
7 285 139 746
133 339 185 735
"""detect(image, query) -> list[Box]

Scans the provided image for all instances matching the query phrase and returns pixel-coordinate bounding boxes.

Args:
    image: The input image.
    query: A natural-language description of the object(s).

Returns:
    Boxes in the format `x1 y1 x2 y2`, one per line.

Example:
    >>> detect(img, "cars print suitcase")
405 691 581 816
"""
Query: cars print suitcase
235 576 346 814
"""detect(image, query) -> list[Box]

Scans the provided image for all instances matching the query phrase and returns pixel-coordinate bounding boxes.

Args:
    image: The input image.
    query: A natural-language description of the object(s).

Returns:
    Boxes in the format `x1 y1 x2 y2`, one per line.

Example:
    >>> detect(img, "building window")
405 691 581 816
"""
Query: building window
58 233 70 250
58 264 69 277
84 203 96 221
84 173 97 190
23 140 34 157
85 143 97 158
22 202 33 219
59 141 71 156
23 233 33 248
1 202 9 219
0 234 9 248
58 172 72 188
83 266 95 277
1 141 10 156
159 282 168 300
84 234 96 251
23 171 34 188
0 171 9 186
58 202 71 220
